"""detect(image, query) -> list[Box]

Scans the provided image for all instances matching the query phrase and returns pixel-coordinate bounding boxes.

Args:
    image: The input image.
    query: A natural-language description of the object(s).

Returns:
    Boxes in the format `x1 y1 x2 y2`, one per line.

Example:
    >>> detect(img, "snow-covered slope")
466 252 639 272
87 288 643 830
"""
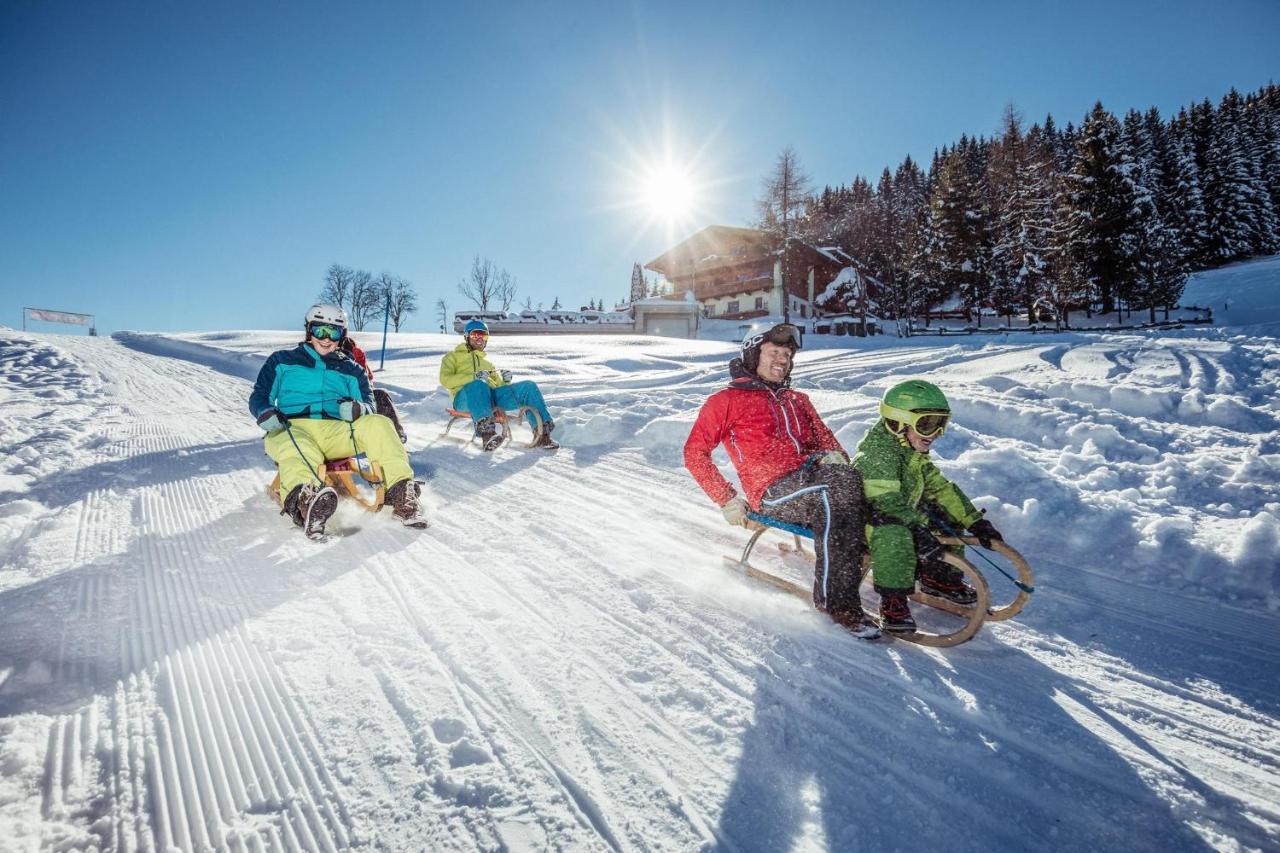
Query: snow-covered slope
2 258 1279 851
1182 253 1280 334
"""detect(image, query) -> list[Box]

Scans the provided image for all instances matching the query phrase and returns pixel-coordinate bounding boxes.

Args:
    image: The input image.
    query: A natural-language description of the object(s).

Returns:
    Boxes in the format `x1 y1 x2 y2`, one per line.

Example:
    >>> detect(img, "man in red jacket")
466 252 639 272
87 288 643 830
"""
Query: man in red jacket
684 324 880 638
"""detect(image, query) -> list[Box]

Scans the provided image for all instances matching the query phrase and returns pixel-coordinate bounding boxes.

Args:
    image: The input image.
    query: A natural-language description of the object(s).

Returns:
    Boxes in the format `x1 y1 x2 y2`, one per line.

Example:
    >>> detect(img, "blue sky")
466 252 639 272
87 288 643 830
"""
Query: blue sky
2 0 1277 335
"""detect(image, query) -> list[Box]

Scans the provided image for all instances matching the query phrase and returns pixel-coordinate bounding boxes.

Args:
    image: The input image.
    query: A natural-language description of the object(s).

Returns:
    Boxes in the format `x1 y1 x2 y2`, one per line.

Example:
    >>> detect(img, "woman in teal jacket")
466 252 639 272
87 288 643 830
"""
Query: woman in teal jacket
250 304 425 537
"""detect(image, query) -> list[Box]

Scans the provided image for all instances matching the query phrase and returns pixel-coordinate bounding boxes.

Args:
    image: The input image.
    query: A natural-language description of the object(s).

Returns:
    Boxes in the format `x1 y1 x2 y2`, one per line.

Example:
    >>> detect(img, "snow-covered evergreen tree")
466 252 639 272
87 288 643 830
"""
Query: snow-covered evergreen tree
926 151 986 320
1158 108 1210 264
989 107 1056 321
1202 90 1272 262
1061 103 1143 315
629 263 646 305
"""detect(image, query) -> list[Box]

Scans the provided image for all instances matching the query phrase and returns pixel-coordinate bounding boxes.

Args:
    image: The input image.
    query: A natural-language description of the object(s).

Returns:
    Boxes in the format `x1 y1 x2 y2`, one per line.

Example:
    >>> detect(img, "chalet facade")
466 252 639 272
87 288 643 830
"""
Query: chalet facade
644 225 851 321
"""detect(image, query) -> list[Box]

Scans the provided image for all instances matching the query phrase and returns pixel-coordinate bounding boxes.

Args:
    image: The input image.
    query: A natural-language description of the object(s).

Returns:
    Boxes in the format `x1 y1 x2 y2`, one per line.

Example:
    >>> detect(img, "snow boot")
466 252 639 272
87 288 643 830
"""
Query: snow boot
386 479 429 529
917 561 978 605
876 587 917 634
283 482 338 541
828 606 882 640
533 419 559 450
475 416 503 452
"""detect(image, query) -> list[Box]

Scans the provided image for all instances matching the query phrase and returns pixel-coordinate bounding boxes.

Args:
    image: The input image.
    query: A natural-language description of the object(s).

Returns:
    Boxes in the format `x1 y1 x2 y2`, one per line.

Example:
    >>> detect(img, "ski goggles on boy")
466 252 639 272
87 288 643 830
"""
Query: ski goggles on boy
308 322 345 341
882 405 950 437
743 323 802 350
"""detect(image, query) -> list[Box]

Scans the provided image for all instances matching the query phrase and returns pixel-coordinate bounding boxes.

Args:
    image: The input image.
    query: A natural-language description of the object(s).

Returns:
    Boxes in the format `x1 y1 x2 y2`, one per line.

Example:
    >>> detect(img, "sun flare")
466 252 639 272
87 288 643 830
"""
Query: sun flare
639 165 697 222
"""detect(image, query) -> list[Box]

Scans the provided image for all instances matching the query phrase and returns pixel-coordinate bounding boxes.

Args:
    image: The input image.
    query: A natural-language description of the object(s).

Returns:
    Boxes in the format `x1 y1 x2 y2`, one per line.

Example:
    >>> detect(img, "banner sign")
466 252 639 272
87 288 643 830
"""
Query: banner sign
25 308 92 326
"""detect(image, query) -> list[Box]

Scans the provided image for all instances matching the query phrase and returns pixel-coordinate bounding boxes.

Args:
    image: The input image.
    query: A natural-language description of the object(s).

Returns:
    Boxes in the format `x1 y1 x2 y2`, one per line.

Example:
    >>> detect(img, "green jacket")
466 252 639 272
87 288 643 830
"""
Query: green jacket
439 343 508 397
852 419 982 531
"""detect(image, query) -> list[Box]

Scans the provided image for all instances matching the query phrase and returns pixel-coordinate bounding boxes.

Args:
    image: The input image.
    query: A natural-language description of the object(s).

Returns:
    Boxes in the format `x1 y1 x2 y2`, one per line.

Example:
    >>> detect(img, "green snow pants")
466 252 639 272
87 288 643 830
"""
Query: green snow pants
265 415 413 501
865 523 963 591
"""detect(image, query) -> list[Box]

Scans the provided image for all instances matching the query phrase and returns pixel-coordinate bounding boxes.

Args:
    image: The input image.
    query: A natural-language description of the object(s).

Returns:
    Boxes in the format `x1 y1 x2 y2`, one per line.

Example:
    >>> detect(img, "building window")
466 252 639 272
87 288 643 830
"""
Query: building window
727 300 740 313
705 304 714 317
755 296 764 310
800 305 807 318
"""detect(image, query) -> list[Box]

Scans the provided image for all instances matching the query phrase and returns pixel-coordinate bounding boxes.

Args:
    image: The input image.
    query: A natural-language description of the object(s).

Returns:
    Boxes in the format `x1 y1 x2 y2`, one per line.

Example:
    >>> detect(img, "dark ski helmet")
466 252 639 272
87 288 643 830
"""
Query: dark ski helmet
742 323 802 376
881 380 951 437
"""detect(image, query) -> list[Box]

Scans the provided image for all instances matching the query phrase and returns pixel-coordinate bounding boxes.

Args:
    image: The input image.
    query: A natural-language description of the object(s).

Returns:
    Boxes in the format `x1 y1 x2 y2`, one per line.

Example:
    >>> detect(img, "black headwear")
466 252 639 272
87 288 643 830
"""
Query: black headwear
741 323 802 374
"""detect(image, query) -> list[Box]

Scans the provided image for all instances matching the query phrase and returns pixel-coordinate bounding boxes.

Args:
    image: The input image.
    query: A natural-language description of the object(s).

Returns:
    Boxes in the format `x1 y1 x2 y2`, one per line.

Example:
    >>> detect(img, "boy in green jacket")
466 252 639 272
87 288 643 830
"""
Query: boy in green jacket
439 319 558 451
853 380 1003 633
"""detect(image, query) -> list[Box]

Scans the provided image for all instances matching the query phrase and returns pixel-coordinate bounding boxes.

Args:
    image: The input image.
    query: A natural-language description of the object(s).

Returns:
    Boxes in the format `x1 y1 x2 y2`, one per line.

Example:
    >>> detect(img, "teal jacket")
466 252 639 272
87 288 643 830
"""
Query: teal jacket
249 343 371 421
852 419 982 530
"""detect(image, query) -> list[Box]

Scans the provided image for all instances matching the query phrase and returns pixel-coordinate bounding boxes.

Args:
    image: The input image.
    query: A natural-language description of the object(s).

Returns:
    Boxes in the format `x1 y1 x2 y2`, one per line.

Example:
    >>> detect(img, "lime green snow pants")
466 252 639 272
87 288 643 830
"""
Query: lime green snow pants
265 415 412 501
865 523 963 590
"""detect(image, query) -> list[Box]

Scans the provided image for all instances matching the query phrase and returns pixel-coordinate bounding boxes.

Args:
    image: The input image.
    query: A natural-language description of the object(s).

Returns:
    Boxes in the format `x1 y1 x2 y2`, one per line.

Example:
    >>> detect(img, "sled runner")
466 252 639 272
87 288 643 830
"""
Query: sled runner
268 456 386 512
442 406 546 450
723 512 1034 647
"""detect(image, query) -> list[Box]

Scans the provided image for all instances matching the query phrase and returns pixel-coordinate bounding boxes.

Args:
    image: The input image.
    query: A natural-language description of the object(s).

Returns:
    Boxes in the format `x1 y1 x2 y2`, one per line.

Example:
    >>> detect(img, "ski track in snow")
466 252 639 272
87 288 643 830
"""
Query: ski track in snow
2 262 1280 851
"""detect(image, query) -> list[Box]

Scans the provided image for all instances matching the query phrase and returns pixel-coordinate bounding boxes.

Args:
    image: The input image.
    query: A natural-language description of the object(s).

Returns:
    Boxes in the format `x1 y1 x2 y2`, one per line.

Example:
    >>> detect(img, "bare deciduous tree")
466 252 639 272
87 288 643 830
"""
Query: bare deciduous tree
382 274 418 332
435 297 449 333
458 255 518 312
496 267 517 312
756 146 812 238
348 269 381 330
319 264 356 311
756 147 813 323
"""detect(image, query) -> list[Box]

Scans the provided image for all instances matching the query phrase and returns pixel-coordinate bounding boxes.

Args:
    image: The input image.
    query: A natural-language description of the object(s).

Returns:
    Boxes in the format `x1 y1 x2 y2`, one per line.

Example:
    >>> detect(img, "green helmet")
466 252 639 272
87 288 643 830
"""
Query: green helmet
880 380 951 437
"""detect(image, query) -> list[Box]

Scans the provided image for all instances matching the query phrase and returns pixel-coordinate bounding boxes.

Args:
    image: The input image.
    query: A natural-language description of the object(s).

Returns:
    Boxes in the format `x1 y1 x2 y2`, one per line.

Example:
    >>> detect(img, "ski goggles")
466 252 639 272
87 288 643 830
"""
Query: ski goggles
308 322 346 341
467 330 489 342
883 406 951 437
743 323 802 351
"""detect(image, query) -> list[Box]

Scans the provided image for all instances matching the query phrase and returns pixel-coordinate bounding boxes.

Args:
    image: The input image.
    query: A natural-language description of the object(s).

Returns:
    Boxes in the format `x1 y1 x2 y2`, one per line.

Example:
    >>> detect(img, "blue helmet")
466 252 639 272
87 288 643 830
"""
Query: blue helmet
463 319 489 336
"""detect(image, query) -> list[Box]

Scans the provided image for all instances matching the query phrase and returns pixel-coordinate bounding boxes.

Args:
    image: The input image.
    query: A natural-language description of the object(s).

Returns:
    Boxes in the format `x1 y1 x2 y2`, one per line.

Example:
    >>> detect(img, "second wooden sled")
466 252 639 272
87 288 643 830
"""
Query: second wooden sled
268 456 386 512
442 406 545 450
723 512 1032 648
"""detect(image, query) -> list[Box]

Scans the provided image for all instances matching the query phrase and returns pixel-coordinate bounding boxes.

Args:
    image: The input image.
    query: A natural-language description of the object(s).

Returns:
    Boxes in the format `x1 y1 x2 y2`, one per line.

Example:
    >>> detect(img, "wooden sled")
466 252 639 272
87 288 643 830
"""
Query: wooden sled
267 456 386 512
442 406 545 450
723 513 1033 648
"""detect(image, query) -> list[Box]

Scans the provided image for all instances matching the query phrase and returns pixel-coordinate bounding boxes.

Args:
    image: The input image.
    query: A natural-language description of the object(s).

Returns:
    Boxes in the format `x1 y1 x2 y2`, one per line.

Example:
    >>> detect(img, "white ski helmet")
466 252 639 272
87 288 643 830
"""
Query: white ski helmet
304 303 348 329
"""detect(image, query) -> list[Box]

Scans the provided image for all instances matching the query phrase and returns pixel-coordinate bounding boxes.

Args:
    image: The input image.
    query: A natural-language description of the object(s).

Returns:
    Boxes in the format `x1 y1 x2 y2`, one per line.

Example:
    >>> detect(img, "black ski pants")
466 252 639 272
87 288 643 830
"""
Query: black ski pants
759 463 867 612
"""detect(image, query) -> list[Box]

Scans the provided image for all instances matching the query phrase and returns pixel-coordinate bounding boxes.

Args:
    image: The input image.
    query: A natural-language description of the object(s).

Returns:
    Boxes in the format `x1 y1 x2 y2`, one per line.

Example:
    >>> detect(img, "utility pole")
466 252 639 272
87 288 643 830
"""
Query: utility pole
378 288 391 371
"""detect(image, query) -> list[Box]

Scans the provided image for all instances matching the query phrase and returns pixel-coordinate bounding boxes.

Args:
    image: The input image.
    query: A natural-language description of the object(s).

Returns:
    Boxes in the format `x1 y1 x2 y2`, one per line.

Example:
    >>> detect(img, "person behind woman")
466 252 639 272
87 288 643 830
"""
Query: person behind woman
340 335 408 443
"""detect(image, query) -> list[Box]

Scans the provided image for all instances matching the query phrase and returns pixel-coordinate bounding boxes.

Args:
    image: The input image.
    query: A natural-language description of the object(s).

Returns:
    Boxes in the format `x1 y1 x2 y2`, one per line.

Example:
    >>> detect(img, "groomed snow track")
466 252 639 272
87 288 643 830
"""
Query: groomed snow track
1 322 1279 852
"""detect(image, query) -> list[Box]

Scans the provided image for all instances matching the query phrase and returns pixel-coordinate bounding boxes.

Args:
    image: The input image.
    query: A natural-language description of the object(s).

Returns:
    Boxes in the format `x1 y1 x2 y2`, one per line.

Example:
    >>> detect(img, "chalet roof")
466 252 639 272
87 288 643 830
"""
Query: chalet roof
645 225 849 278
644 226 771 276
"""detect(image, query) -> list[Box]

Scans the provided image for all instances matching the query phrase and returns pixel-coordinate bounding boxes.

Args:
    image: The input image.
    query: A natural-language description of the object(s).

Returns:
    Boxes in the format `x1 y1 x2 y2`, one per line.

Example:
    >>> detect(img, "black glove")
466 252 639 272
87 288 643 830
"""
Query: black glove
912 526 946 564
256 408 285 434
968 519 1003 549
338 398 363 422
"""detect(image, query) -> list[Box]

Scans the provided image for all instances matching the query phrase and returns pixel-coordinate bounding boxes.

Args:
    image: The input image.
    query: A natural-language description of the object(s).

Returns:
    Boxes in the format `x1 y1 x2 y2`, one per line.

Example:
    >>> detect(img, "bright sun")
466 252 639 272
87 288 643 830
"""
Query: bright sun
639 165 697 222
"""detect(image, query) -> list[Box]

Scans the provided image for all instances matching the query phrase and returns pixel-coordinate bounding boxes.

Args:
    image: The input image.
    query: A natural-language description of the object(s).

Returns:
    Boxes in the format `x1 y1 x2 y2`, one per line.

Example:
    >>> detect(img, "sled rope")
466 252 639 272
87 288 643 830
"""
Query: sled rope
924 508 1034 594
284 421 326 486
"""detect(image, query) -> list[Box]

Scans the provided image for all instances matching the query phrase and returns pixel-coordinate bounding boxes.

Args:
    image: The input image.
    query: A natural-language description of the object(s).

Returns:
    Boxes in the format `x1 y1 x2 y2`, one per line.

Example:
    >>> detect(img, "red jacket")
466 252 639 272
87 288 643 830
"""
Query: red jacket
346 340 375 382
684 360 845 509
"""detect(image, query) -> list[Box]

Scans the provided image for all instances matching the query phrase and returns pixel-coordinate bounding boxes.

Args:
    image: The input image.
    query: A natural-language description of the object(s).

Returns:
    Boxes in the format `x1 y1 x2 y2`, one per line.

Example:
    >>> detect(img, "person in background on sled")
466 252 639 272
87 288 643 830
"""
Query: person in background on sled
852 379 1003 633
249 304 426 538
438 319 558 451
683 323 881 638
340 335 408 443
